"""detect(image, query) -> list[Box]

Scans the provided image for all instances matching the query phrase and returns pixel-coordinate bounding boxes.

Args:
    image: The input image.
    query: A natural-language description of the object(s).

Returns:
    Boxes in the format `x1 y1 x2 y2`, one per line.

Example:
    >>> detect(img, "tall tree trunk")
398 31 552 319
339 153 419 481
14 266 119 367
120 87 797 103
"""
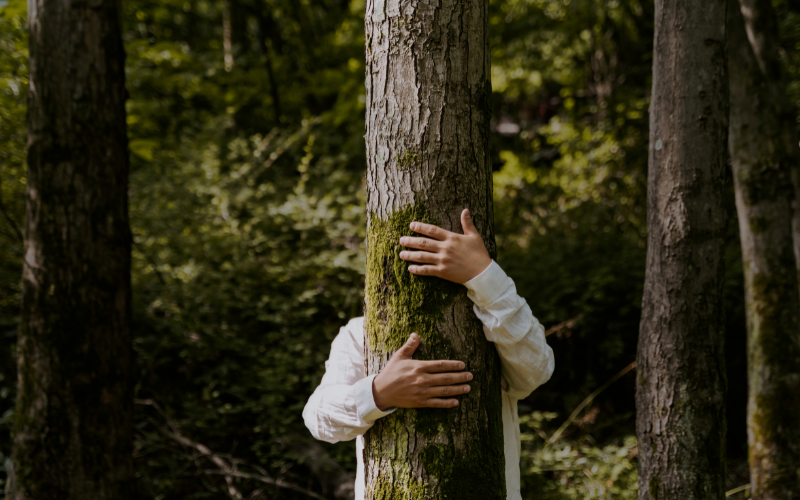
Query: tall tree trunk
362 0 504 498
635 0 729 499
738 0 800 279
223 2 234 72
728 1 800 497
9 0 133 497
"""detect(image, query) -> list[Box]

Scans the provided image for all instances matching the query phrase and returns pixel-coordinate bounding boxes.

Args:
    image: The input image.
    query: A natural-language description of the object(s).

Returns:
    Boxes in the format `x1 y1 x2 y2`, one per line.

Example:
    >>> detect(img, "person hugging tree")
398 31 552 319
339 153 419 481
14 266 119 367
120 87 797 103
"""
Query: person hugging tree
303 209 555 500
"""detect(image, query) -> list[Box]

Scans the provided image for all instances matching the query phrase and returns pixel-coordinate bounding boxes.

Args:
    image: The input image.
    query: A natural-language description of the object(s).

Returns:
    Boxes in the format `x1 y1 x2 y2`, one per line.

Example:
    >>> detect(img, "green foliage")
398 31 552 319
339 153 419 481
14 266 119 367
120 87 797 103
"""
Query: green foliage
0 0 26 488
489 0 652 425
519 412 638 499
0 0 794 496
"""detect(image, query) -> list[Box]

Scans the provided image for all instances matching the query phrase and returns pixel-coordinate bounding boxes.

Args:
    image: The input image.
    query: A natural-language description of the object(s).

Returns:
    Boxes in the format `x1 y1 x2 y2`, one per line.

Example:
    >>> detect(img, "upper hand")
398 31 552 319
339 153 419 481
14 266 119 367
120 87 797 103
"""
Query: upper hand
398 208 492 284
372 333 473 411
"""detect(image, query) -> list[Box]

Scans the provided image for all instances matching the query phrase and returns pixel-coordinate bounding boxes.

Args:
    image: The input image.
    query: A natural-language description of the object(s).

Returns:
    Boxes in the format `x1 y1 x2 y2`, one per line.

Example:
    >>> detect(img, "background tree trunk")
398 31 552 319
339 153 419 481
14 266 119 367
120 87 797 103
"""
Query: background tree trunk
737 0 800 277
362 0 505 498
635 0 729 499
9 0 133 498
728 0 800 497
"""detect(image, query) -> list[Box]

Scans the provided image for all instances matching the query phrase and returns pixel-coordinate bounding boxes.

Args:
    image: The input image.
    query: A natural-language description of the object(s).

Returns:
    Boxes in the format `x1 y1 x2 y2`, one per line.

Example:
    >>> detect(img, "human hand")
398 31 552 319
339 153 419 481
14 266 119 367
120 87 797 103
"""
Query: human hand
372 333 472 411
398 208 492 284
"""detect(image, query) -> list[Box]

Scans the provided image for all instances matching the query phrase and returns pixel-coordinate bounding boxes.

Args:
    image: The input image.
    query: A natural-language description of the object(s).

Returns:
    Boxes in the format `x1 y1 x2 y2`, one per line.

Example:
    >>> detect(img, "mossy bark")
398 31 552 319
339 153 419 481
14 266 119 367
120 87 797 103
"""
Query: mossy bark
363 0 505 498
635 0 729 498
728 1 800 497
736 0 800 280
9 0 133 498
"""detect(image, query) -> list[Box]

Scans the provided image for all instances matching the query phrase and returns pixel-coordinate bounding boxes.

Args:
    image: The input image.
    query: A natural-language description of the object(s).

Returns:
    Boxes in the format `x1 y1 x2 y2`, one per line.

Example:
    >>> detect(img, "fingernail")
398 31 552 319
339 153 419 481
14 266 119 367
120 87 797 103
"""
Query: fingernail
400 251 407 258
452 400 459 407
459 362 465 369
464 386 471 392
399 237 406 244
466 373 472 380
465 209 471 218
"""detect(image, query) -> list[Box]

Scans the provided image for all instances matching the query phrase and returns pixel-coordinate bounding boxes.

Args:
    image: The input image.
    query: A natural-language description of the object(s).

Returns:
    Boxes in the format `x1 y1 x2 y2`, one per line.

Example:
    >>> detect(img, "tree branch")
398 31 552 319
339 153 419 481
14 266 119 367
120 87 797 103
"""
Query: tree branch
136 399 329 500
548 360 637 444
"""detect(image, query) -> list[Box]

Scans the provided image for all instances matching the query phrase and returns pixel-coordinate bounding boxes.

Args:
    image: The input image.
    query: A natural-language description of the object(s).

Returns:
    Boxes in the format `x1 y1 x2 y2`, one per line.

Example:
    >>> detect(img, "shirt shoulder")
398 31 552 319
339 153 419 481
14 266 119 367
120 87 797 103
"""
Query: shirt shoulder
343 316 365 350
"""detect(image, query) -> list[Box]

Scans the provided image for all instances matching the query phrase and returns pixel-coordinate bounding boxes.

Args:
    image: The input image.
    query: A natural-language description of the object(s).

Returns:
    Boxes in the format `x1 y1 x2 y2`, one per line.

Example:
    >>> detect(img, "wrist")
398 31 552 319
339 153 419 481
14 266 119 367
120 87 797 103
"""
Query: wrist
372 374 391 411
474 256 492 279
465 256 492 283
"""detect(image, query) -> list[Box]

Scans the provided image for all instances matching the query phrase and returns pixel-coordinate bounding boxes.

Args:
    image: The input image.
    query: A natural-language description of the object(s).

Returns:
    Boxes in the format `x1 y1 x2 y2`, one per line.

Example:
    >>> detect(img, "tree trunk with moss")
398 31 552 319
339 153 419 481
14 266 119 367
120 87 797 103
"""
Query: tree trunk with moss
362 0 505 498
635 0 729 499
8 0 133 498
736 0 800 278
728 0 800 497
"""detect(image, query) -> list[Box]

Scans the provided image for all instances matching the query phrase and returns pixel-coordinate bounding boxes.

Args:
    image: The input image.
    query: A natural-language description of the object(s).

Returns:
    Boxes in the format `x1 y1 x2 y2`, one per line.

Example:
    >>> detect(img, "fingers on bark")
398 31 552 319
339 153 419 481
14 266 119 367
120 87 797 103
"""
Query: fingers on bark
424 398 459 408
422 360 465 373
461 208 478 235
410 222 448 240
408 264 443 276
396 333 419 358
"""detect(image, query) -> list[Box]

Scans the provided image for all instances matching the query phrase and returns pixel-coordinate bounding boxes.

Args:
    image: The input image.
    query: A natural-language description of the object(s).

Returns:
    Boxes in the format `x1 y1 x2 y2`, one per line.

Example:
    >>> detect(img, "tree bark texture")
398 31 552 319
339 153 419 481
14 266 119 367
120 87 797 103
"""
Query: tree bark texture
635 1 729 499
728 1 800 497
737 0 800 284
362 0 504 498
10 0 133 498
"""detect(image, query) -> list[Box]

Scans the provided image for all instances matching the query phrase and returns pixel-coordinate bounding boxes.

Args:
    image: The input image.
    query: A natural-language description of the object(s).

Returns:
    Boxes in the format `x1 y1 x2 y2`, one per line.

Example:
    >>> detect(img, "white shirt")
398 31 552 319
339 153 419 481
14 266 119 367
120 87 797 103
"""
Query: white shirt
302 260 555 500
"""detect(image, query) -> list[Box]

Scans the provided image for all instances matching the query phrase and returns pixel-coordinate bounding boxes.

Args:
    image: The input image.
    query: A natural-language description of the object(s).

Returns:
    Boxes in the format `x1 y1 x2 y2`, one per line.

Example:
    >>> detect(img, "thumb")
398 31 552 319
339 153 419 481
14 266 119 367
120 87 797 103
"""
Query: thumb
461 209 478 235
395 333 419 359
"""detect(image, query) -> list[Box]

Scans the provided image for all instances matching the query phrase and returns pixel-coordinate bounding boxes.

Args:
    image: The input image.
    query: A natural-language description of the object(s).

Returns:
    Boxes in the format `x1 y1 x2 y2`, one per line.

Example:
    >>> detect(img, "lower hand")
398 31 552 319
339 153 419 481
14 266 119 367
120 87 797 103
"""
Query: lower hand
398 209 492 284
372 333 472 410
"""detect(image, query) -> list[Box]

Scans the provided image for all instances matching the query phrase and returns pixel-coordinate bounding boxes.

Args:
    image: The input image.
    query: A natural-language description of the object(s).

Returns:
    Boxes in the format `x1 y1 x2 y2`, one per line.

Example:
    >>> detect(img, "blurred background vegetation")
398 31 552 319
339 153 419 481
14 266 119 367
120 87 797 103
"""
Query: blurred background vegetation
1 0 799 497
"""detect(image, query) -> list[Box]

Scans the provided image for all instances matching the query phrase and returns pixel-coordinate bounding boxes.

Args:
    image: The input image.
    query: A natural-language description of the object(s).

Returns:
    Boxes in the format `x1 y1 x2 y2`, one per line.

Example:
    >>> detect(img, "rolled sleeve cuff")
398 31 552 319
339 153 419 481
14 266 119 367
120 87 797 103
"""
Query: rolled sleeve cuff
464 260 510 308
354 374 396 422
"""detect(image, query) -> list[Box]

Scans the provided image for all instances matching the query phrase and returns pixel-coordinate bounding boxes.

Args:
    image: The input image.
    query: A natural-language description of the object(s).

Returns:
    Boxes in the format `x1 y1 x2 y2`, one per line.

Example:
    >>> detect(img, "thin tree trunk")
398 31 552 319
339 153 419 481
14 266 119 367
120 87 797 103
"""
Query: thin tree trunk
223 2 234 72
635 0 729 499
255 10 282 122
362 0 504 498
9 0 133 497
728 1 800 497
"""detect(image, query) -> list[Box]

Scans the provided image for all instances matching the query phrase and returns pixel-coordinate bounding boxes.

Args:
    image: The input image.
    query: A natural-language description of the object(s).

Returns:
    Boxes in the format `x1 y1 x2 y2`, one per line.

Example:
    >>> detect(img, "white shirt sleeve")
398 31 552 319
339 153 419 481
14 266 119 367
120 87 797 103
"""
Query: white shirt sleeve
302 317 396 443
464 260 555 400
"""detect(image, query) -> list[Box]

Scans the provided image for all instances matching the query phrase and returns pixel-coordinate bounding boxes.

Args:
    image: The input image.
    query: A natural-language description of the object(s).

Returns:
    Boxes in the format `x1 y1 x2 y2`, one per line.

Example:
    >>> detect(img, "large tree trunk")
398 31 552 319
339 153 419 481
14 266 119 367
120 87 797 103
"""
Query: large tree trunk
728 1 800 497
9 0 133 498
362 0 504 498
635 0 729 499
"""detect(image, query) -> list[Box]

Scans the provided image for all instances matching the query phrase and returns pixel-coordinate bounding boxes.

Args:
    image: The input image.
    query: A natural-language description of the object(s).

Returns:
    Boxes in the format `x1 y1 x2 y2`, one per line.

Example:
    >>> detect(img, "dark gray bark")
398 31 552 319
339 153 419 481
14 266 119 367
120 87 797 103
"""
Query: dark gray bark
635 0 729 499
9 0 133 498
728 1 800 497
362 0 504 498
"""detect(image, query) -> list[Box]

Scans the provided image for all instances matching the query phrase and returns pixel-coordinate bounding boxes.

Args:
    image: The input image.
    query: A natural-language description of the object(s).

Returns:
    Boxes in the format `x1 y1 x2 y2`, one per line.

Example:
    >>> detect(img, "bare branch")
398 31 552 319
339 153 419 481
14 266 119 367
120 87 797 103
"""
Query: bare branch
548 360 637 444
545 315 582 337
199 470 329 500
136 398 330 500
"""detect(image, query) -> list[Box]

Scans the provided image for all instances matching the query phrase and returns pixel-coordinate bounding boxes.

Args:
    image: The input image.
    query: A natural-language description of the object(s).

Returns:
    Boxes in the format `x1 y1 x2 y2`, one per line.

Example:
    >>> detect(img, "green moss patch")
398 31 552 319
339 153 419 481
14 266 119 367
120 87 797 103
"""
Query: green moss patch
365 202 462 356
396 149 420 170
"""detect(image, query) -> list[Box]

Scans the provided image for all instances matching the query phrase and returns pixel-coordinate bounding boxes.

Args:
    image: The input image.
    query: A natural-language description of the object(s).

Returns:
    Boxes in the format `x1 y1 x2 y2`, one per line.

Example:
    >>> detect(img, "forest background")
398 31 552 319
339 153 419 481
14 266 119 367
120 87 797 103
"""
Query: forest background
0 0 798 498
